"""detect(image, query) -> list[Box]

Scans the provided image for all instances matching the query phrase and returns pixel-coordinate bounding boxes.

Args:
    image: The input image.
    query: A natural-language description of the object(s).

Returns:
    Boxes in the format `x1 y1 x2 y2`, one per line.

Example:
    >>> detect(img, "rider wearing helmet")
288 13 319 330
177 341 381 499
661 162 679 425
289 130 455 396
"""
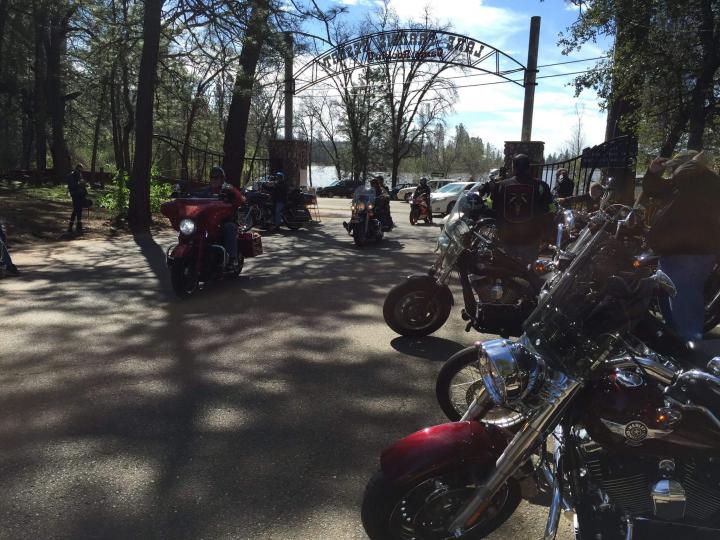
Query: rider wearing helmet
193 165 245 269
271 171 288 230
412 177 433 223
372 175 393 229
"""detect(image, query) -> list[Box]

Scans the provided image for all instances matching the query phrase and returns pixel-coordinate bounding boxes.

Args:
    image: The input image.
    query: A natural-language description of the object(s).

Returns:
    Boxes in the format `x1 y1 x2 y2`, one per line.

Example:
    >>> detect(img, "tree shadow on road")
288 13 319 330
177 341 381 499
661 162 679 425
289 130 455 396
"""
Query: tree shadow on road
0 221 462 540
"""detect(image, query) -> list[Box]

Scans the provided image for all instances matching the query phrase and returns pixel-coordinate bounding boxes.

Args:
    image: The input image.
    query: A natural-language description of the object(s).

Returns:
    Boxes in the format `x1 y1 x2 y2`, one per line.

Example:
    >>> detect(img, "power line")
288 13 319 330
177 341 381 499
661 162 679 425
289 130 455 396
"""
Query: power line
537 55 609 68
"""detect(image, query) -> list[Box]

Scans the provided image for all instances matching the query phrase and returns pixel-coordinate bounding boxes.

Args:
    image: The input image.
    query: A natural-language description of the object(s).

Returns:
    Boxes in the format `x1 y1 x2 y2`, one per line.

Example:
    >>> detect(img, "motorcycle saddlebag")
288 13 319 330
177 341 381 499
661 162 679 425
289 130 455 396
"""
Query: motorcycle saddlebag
238 232 263 257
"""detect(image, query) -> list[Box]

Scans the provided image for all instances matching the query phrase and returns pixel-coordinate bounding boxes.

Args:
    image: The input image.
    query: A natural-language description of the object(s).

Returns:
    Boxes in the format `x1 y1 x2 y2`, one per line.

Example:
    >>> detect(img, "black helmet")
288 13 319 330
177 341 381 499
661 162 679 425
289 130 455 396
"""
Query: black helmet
373 175 384 183
210 165 225 179
512 154 530 174
419 177 428 184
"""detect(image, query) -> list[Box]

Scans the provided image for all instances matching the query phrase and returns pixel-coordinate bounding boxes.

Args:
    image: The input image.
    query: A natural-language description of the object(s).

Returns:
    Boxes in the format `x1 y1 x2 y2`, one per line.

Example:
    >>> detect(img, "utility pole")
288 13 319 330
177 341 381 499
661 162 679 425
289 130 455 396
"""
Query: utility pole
521 16 541 142
284 32 294 140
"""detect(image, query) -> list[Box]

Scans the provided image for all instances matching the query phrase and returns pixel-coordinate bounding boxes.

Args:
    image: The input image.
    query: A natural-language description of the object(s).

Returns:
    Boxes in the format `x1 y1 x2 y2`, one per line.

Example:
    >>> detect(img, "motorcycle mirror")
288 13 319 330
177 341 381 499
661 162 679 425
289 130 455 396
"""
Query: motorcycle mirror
650 269 677 298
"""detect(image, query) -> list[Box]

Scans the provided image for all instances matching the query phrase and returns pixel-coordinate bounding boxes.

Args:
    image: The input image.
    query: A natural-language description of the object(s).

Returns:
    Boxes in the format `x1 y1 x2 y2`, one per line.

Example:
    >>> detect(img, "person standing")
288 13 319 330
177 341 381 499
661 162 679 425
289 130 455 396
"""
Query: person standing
488 154 554 266
0 222 19 276
643 150 720 341
67 163 87 234
412 177 432 223
272 172 288 231
553 168 575 198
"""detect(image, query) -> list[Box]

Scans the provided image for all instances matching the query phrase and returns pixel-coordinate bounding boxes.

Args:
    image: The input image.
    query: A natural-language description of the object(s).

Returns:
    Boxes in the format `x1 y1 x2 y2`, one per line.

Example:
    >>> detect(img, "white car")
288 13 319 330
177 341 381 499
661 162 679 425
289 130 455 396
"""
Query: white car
430 181 475 215
397 178 455 202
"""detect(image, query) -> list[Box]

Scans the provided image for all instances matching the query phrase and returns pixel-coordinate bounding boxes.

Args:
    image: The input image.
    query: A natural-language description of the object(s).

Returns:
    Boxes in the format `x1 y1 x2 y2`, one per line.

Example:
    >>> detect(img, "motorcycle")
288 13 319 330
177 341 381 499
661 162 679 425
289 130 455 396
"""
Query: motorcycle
161 185 262 298
362 204 720 540
238 181 314 231
383 189 542 338
409 195 432 225
343 186 388 247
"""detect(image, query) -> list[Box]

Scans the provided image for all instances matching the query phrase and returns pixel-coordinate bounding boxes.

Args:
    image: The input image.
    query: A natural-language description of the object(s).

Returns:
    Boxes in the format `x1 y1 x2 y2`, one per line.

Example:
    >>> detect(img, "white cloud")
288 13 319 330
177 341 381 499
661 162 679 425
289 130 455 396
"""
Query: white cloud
384 0 523 48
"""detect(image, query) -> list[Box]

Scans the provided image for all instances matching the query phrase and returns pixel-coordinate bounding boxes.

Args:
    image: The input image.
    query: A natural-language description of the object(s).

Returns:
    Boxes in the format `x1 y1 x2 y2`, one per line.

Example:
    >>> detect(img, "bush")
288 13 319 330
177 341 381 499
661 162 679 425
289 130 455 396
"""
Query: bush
98 168 172 218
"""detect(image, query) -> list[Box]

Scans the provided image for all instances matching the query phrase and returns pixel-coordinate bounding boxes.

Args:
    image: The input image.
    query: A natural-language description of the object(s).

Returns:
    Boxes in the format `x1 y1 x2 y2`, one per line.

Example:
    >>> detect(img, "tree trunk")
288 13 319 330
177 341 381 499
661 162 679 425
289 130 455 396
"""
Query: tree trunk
128 0 164 233
0 0 9 70
21 89 33 169
90 75 108 173
686 0 718 151
109 62 124 170
47 7 73 185
120 57 134 169
33 8 47 173
222 0 270 186
181 93 201 182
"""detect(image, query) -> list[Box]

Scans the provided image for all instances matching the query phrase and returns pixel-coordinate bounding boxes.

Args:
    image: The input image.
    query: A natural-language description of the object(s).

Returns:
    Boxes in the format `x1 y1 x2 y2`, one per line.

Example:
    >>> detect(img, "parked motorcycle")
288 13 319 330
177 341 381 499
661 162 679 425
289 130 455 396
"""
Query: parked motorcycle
409 195 432 225
161 187 262 298
384 190 541 338
343 186 387 247
362 204 720 540
238 182 314 231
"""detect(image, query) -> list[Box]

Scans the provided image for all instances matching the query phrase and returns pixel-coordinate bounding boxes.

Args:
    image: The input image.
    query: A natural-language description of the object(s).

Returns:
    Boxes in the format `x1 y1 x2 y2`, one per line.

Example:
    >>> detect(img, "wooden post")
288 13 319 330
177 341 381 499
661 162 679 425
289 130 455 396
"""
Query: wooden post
521 16 541 142
284 32 294 141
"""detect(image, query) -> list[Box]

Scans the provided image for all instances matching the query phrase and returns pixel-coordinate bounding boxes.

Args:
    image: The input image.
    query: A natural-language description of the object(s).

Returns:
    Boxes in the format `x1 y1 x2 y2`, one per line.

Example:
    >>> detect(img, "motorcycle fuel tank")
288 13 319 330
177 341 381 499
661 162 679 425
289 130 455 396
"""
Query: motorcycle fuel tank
584 370 720 456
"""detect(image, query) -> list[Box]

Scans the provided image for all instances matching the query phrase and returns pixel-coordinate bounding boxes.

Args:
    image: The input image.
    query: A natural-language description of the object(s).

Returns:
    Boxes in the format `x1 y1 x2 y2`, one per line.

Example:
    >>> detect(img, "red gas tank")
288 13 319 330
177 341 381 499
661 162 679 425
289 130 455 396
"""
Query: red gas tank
584 370 720 456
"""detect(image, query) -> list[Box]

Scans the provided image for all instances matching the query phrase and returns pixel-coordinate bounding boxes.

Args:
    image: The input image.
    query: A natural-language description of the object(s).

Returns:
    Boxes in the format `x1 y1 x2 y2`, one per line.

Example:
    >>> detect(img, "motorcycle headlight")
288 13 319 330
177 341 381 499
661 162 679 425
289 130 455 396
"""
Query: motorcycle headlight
179 219 196 236
436 233 451 251
356 201 366 211
477 339 539 406
368 203 374 209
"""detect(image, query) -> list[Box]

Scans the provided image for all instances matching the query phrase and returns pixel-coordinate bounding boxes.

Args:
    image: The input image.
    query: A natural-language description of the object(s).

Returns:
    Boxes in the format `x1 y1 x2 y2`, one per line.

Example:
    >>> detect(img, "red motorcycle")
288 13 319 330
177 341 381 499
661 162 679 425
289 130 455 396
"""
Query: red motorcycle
409 195 432 225
362 206 720 540
161 187 262 298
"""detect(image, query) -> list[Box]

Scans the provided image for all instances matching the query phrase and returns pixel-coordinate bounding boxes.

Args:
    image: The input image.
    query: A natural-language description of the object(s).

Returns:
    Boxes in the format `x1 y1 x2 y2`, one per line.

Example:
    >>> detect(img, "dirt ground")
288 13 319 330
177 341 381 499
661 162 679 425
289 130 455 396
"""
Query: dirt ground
0 181 169 247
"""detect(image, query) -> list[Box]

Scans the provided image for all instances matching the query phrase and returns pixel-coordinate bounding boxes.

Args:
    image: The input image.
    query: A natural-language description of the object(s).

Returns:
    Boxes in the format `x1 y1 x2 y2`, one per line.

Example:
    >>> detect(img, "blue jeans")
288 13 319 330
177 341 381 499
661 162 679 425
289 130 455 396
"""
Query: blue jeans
0 224 13 268
659 254 716 341
222 222 238 259
274 201 285 227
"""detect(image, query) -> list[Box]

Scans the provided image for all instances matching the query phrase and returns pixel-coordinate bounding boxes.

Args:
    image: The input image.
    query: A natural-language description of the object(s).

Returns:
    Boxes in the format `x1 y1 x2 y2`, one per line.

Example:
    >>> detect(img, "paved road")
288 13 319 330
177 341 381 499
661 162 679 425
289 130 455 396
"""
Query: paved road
1 198 571 540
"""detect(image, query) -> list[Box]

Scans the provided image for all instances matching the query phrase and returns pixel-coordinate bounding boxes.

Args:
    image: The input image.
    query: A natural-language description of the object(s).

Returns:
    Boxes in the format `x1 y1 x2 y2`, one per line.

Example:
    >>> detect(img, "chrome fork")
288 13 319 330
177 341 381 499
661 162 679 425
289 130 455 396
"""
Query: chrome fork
449 371 582 535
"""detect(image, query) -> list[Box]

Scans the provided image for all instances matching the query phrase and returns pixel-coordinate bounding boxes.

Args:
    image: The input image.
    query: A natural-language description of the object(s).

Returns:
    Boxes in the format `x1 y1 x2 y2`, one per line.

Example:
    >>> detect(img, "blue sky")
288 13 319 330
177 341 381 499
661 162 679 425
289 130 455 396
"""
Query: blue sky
299 0 612 155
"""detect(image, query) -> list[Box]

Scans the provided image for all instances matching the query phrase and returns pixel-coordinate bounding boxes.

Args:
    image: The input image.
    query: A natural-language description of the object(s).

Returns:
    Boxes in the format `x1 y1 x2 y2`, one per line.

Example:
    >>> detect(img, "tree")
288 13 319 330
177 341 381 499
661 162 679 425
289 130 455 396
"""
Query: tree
128 0 164 232
563 103 586 156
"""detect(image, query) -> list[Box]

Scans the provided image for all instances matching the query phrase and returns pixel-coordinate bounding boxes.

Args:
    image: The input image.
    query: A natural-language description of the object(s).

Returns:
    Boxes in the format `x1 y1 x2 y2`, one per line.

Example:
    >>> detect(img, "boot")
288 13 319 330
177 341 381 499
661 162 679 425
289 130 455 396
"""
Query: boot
67 221 74 233
76 222 84 234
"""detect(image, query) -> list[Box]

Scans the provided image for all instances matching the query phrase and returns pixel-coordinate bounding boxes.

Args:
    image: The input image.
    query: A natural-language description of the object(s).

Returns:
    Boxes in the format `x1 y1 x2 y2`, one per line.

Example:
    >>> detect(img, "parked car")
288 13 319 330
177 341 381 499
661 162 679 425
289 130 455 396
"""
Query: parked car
397 178 455 202
390 182 417 200
316 179 363 198
429 181 475 215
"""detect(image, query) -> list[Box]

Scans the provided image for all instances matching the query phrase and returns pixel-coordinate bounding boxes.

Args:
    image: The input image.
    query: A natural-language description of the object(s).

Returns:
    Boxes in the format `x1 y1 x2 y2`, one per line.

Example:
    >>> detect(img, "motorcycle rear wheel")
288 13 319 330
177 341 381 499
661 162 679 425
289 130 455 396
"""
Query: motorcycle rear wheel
436 347 526 428
170 259 199 299
361 467 520 540
383 279 452 337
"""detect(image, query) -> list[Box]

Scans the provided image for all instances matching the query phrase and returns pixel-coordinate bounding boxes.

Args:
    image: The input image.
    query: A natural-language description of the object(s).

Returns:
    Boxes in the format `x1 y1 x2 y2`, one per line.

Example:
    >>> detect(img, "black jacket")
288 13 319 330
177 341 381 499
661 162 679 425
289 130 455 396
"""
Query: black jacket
643 162 720 255
413 184 431 199
489 174 554 245
67 170 86 198
553 176 575 198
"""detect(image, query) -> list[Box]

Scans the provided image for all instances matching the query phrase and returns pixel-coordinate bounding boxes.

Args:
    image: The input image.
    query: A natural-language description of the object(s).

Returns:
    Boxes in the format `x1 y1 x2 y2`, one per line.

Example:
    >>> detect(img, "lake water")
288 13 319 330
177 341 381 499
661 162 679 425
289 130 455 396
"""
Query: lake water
307 165 474 187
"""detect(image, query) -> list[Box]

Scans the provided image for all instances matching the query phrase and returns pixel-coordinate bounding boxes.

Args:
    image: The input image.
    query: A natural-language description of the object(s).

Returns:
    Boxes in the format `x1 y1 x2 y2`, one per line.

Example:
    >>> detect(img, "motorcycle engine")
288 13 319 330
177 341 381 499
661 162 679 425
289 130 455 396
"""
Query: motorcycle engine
575 428 720 526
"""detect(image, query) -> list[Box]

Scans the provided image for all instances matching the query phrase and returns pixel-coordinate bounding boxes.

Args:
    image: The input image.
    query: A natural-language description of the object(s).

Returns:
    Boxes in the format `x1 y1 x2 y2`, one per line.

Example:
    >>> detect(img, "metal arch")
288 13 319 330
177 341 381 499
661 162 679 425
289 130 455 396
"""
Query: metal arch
294 29 527 94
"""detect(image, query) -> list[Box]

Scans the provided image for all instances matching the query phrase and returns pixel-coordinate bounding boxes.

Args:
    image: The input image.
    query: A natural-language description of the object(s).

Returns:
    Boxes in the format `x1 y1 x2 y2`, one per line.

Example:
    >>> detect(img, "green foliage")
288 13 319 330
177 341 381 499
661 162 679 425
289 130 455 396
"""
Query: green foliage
149 168 173 213
98 170 129 218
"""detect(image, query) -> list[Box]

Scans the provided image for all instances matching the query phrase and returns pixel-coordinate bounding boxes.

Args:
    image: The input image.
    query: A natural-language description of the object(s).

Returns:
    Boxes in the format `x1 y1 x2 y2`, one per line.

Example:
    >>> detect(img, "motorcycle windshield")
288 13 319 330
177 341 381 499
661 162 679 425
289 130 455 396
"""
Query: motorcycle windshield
352 186 376 204
522 212 653 377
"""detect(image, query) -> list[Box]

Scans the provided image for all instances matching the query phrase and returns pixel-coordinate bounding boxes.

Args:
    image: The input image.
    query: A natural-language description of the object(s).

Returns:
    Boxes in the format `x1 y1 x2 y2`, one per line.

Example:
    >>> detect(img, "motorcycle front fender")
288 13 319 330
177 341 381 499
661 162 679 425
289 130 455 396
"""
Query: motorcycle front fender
168 243 193 262
404 274 455 306
380 421 511 486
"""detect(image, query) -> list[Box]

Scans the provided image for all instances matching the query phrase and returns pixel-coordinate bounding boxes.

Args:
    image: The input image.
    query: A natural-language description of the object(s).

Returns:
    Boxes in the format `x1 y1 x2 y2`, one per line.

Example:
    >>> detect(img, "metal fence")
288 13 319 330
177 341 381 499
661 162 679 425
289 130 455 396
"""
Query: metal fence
151 134 269 186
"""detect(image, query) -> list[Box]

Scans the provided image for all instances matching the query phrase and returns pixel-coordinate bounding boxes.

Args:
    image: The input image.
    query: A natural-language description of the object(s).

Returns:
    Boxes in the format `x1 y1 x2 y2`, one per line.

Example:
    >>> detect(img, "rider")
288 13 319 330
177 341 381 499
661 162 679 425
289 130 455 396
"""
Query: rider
411 177 432 223
556 181 604 213
372 175 393 229
479 166 507 198
488 154 554 266
193 166 245 269
271 171 288 231
552 168 575 198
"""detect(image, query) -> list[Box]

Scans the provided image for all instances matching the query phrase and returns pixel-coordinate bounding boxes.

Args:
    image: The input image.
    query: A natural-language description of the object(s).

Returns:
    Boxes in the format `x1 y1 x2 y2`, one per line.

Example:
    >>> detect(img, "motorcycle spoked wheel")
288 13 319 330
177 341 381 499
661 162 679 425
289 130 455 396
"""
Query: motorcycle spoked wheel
361 466 520 540
409 207 419 225
383 280 452 337
436 347 525 429
170 259 199 298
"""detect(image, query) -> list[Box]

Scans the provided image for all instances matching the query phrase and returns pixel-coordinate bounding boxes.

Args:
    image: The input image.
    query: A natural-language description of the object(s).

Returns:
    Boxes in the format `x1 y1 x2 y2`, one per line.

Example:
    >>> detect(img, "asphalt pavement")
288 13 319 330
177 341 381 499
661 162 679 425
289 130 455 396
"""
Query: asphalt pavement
0 198 571 540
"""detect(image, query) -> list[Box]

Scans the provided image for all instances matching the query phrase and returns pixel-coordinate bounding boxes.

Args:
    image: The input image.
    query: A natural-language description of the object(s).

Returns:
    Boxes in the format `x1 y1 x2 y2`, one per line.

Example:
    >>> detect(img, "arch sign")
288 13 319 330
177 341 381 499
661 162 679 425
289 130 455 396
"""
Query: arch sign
294 29 527 94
